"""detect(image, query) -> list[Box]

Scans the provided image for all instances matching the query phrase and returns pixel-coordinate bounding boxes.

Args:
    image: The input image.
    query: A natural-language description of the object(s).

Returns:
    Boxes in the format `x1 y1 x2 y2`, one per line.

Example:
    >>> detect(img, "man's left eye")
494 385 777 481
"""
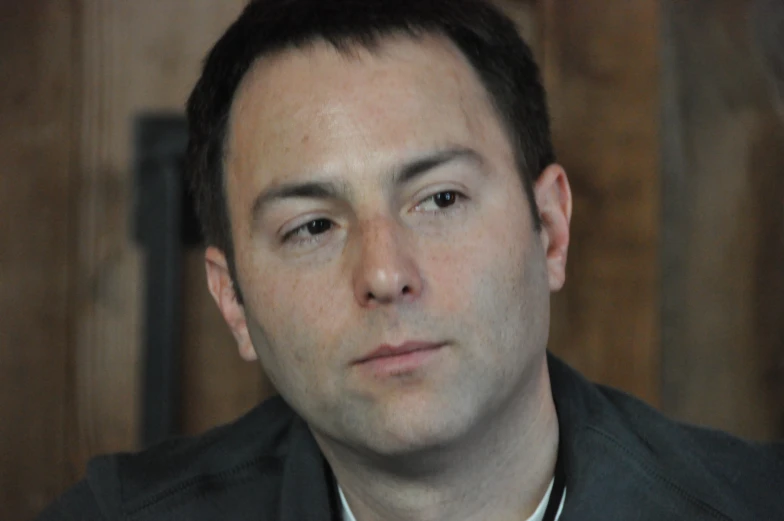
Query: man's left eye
417 191 463 211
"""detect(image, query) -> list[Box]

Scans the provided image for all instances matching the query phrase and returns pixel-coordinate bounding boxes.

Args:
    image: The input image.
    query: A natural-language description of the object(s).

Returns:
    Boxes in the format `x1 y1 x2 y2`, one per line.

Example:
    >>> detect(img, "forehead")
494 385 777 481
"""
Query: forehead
225 33 507 199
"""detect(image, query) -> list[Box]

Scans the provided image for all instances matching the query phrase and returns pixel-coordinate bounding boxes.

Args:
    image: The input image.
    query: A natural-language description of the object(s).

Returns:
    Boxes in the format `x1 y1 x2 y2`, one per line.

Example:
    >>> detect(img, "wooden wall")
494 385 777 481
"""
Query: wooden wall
0 1 781 519
661 0 784 439
0 1 76 515
0 2 263 519
70 0 267 456
539 0 661 406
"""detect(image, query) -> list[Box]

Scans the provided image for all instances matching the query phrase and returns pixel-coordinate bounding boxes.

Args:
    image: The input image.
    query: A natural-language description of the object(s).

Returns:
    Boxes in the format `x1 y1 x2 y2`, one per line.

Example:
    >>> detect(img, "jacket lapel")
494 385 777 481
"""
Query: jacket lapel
278 417 341 521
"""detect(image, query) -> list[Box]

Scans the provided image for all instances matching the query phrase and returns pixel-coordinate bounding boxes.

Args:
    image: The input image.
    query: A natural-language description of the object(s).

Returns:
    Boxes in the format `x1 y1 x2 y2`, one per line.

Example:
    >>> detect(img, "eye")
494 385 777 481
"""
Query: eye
416 190 464 212
282 218 334 243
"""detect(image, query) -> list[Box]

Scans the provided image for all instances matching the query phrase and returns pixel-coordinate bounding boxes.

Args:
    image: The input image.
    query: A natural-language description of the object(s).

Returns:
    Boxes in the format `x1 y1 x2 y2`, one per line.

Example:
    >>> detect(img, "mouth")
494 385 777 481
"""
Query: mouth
354 341 445 363
352 341 446 376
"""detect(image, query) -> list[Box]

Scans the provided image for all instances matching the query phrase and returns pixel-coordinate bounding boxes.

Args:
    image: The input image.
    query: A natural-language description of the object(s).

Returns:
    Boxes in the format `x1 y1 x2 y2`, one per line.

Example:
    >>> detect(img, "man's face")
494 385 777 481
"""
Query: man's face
211 35 569 456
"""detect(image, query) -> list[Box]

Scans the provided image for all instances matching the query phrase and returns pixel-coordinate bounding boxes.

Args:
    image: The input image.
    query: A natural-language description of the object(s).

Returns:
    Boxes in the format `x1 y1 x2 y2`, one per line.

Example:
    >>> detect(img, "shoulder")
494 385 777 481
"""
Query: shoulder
40 396 303 520
597 382 784 479
548 354 784 519
594 376 784 517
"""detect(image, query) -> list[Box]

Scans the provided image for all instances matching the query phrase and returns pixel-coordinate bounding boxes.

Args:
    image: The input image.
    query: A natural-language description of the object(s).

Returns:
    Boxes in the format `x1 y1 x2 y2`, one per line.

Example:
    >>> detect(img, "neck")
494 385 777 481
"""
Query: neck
318 357 559 521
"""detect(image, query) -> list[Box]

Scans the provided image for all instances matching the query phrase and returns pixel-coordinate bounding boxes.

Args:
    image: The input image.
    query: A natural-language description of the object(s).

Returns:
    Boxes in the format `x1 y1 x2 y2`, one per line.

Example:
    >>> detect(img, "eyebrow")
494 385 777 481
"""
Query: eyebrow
391 146 483 186
250 146 483 223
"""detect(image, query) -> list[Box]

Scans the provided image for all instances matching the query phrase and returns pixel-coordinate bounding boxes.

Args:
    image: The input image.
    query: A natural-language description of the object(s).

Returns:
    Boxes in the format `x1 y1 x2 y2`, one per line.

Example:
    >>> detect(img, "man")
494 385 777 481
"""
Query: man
40 1 783 520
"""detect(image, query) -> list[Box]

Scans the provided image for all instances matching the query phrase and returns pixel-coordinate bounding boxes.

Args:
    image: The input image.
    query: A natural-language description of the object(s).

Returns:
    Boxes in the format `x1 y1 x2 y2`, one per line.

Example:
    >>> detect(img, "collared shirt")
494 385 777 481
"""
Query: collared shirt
338 481 566 521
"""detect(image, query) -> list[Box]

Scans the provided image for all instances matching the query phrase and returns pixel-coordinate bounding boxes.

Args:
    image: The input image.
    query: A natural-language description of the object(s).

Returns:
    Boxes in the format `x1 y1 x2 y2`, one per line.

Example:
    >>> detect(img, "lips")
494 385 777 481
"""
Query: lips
353 341 445 365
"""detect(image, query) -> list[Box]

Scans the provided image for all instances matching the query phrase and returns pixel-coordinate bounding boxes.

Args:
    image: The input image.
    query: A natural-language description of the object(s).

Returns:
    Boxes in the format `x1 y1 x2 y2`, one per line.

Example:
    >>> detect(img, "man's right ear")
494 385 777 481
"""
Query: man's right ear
204 247 258 362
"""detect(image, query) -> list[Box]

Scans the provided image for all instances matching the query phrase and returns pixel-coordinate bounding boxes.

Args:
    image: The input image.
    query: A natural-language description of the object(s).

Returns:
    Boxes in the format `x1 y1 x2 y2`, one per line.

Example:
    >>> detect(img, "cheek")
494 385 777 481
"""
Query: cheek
425 204 532 318
241 256 354 365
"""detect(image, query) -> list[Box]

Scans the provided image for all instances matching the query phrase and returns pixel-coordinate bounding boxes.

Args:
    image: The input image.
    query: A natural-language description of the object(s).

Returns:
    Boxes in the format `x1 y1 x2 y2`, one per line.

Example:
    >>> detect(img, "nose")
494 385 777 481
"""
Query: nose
352 217 423 307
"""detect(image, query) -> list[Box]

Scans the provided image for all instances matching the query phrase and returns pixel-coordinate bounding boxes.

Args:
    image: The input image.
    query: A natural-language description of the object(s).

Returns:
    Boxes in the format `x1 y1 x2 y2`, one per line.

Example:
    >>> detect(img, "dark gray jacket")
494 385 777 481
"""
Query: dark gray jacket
39 354 784 520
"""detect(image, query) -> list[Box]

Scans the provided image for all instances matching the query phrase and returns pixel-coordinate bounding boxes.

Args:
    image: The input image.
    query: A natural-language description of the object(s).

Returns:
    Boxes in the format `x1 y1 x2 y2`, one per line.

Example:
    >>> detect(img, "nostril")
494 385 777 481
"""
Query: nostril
401 285 411 295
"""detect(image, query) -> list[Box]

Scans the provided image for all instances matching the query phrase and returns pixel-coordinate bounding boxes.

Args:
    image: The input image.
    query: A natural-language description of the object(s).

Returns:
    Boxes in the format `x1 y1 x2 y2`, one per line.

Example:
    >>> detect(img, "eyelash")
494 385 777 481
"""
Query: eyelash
280 190 467 245
281 218 333 245
414 190 466 214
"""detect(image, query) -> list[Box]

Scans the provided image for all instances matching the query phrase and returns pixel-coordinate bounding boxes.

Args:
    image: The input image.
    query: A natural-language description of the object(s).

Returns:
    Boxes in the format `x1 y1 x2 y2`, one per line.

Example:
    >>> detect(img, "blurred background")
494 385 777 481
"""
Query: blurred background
1 0 782 518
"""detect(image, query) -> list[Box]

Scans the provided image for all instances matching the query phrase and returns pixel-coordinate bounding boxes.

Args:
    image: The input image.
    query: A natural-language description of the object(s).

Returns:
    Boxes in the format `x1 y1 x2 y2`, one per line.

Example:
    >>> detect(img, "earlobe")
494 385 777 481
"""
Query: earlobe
204 247 258 362
533 164 572 291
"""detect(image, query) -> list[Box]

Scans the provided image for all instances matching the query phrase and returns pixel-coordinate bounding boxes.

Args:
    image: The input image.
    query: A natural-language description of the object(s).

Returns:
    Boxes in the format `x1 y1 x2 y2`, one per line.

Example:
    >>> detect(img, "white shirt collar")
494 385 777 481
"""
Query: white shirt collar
338 480 565 521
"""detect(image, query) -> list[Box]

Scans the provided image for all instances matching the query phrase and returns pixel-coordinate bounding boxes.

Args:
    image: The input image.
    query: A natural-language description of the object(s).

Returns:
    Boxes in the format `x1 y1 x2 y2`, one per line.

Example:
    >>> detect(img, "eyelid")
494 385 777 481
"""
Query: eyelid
278 214 333 241
410 185 468 211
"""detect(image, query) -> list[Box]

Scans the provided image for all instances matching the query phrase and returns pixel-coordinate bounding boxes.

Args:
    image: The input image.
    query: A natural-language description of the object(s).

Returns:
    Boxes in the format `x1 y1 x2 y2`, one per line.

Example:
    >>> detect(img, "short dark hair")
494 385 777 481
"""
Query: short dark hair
186 0 555 300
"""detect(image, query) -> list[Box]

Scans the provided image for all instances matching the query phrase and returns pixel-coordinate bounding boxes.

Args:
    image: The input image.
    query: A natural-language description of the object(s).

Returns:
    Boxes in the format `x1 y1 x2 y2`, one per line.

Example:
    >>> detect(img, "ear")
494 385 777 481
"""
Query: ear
534 164 572 291
205 247 258 362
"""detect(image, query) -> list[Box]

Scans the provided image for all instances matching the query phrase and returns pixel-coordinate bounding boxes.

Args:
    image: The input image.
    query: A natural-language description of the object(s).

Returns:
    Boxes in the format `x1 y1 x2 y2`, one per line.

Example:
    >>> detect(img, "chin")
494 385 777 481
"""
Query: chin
352 393 479 458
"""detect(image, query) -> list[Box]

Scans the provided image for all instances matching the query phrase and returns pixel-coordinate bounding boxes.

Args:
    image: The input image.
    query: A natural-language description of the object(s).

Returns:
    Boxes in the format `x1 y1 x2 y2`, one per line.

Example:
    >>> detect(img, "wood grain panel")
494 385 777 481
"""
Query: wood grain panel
0 1 76 518
69 0 263 486
541 0 661 405
752 0 784 438
661 0 784 440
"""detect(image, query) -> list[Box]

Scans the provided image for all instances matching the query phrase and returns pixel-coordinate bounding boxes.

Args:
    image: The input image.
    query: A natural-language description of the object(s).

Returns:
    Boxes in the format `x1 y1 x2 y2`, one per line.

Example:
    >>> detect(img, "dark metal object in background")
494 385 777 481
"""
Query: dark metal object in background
133 114 201 448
